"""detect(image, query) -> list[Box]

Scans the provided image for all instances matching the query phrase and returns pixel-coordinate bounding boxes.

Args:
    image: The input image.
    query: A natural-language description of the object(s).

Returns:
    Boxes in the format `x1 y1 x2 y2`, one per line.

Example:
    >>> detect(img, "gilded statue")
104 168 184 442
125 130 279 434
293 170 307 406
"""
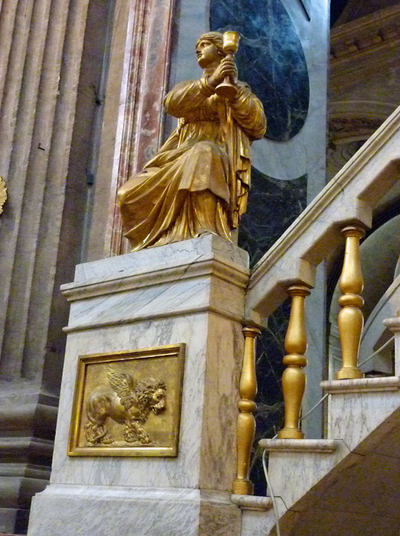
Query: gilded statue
118 31 266 251
85 366 166 445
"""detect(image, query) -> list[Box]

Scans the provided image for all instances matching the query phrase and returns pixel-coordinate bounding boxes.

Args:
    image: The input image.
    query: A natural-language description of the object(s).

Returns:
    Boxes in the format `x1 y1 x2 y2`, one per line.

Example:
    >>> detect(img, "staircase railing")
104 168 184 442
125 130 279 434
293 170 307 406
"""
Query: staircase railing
233 105 400 491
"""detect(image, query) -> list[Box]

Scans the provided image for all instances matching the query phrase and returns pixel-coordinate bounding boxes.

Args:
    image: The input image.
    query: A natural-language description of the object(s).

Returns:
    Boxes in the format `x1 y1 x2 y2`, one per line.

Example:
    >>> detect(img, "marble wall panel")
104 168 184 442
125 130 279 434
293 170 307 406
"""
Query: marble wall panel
168 0 329 193
210 0 310 142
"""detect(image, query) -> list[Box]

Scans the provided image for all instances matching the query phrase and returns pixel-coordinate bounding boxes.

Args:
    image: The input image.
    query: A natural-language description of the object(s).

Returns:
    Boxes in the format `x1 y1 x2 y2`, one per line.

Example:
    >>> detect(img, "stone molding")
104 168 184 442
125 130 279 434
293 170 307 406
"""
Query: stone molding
0 395 57 533
62 256 249 301
329 116 384 141
259 439 338 453
384 316 400 331
330 4 400 66
230 494 272 511
62 235 250 331
321 376 400 394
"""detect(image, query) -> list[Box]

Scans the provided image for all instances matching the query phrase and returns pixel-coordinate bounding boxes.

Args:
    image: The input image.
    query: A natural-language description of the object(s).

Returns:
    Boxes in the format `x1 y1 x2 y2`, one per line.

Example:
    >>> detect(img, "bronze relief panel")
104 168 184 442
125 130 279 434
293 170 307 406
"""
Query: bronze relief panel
68 344 185 457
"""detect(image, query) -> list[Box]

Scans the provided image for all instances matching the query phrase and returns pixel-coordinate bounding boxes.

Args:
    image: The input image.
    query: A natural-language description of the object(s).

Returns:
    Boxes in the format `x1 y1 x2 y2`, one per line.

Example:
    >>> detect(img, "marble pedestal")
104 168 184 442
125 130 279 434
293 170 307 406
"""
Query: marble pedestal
27 235 249 536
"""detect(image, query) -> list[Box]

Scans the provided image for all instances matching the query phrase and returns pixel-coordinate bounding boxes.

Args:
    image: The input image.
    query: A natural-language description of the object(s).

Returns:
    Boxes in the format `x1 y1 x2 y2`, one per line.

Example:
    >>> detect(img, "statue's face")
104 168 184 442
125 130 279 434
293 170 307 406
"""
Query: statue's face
196 39 221 68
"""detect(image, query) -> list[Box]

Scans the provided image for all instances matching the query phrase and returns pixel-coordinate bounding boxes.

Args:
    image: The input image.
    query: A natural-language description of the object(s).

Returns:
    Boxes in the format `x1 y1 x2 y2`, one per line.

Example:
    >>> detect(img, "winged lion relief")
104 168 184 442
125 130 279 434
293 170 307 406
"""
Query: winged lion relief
84 365 167 446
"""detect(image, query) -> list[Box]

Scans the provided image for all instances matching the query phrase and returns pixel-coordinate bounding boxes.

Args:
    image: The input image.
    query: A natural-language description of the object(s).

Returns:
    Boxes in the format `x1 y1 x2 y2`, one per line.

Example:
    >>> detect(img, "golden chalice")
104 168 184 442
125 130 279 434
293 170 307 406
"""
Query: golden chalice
215 31 240 99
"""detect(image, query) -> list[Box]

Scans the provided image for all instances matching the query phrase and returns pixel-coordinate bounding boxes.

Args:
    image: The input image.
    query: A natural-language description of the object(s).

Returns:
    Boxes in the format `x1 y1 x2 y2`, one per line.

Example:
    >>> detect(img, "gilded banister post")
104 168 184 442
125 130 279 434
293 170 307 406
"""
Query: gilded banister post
336 225 365 380
233 325 261 495
278 285 310 439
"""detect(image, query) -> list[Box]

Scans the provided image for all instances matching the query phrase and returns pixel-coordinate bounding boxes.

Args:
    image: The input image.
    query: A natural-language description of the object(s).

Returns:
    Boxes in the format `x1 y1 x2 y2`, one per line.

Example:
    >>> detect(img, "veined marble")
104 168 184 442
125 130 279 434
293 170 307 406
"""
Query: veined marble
28 235 248 536
211 0 309 142
261 439 348 511
28 486 240 536
322 377 400 453
231 494 274 536
62 235 249 330
73 233 249 282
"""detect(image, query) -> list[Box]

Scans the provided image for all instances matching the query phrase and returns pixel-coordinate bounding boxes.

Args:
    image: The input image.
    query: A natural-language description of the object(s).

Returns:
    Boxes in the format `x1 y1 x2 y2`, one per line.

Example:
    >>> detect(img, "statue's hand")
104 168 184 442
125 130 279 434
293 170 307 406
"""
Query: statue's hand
207 57 238 89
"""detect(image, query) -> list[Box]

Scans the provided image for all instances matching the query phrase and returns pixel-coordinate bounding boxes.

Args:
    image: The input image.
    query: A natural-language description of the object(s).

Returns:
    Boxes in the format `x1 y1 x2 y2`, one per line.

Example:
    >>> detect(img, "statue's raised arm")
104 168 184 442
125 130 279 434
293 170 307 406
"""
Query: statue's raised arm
118 31 267 251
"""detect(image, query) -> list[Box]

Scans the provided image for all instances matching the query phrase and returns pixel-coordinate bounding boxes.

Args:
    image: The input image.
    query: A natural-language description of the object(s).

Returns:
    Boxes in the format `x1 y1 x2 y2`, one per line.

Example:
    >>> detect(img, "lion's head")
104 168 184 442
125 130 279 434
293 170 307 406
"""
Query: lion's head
134 377 166 415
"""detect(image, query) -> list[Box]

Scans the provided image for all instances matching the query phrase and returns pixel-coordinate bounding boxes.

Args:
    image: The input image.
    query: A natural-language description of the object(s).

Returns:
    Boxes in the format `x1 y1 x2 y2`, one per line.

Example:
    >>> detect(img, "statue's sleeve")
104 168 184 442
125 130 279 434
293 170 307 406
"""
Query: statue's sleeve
164 80 211 118
229 84 267 141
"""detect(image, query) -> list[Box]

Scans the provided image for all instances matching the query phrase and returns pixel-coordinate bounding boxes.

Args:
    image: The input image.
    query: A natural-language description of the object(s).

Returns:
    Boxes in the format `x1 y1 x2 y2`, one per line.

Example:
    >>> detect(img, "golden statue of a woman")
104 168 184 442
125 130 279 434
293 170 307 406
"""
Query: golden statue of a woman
118 31 266 251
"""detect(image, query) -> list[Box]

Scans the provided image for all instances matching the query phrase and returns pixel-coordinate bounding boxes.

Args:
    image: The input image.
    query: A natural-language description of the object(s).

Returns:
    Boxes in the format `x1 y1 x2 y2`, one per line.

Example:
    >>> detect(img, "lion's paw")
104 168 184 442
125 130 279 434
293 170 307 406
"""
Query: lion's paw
138 430 151 444
101 433 114 445
124 430 138 443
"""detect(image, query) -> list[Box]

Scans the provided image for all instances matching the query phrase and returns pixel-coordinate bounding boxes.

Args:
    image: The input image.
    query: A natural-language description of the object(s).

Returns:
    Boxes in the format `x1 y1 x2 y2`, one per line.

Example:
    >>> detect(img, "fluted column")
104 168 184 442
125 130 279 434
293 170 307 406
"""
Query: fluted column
278 285 310 439
0 0 102 530
233 326 260 495
336 225 365 380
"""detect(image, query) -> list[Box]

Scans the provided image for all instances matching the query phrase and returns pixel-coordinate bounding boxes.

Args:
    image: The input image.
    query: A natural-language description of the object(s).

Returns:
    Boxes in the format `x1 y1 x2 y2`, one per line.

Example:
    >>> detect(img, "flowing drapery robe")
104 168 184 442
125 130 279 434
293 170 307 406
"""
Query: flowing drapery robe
118 78 266 251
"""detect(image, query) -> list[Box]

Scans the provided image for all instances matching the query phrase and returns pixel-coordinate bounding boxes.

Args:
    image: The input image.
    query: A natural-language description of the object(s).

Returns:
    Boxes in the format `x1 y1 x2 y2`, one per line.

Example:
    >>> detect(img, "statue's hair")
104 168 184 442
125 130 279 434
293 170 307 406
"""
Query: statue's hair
196 32 225 55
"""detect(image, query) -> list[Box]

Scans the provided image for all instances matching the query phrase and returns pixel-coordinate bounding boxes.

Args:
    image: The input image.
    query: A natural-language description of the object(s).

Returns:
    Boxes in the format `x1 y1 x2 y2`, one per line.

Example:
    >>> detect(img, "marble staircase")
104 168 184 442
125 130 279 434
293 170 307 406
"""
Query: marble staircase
258 372 400 535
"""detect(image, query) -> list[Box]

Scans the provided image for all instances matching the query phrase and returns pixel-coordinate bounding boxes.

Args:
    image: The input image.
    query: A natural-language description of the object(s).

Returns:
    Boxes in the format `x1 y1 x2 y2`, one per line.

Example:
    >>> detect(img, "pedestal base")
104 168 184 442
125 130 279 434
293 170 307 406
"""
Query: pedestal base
29 485 240 536
27 235 249 536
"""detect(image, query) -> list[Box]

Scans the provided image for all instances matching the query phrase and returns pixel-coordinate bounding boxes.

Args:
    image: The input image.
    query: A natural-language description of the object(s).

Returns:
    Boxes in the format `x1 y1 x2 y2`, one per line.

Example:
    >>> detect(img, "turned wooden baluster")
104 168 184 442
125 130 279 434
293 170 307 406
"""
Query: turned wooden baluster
233 326 261 495
278 285 310 439
336 225 365 379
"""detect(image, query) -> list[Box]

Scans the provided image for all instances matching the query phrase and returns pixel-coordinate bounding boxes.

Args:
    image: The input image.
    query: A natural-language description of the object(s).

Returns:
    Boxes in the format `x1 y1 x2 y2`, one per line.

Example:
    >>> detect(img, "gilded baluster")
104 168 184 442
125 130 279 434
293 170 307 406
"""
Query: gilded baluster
233 326 261 495
336 225 365 379
278 285 310 439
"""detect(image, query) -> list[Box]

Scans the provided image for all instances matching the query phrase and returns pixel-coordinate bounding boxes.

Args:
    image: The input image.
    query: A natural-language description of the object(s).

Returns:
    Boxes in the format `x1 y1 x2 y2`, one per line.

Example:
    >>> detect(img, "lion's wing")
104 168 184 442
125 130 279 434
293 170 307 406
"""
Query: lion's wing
106 366 135 406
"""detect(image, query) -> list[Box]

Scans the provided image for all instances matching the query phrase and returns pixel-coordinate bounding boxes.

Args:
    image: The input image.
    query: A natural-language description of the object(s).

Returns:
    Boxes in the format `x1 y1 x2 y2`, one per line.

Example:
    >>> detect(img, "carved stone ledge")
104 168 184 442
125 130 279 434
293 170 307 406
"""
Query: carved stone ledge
329 117 384 141
259 439 339 453
321 376 400 394
230 494 272 511
331 4 400 64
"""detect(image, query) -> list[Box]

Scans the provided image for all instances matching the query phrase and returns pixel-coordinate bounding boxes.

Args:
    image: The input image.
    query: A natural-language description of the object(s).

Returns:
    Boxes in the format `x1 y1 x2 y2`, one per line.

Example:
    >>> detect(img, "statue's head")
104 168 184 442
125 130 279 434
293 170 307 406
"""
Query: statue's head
196 32 225 68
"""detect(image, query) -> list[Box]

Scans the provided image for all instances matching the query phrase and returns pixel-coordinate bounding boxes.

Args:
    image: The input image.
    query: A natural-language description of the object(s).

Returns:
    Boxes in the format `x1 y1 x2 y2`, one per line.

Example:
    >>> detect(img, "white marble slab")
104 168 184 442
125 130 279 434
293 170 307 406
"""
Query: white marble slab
65 272 247 329
240 508 278 536
324 385 400 452
72 234 248 283
265 440 349 511
63 235 249 330
232 494 275 536
28 485 240 536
